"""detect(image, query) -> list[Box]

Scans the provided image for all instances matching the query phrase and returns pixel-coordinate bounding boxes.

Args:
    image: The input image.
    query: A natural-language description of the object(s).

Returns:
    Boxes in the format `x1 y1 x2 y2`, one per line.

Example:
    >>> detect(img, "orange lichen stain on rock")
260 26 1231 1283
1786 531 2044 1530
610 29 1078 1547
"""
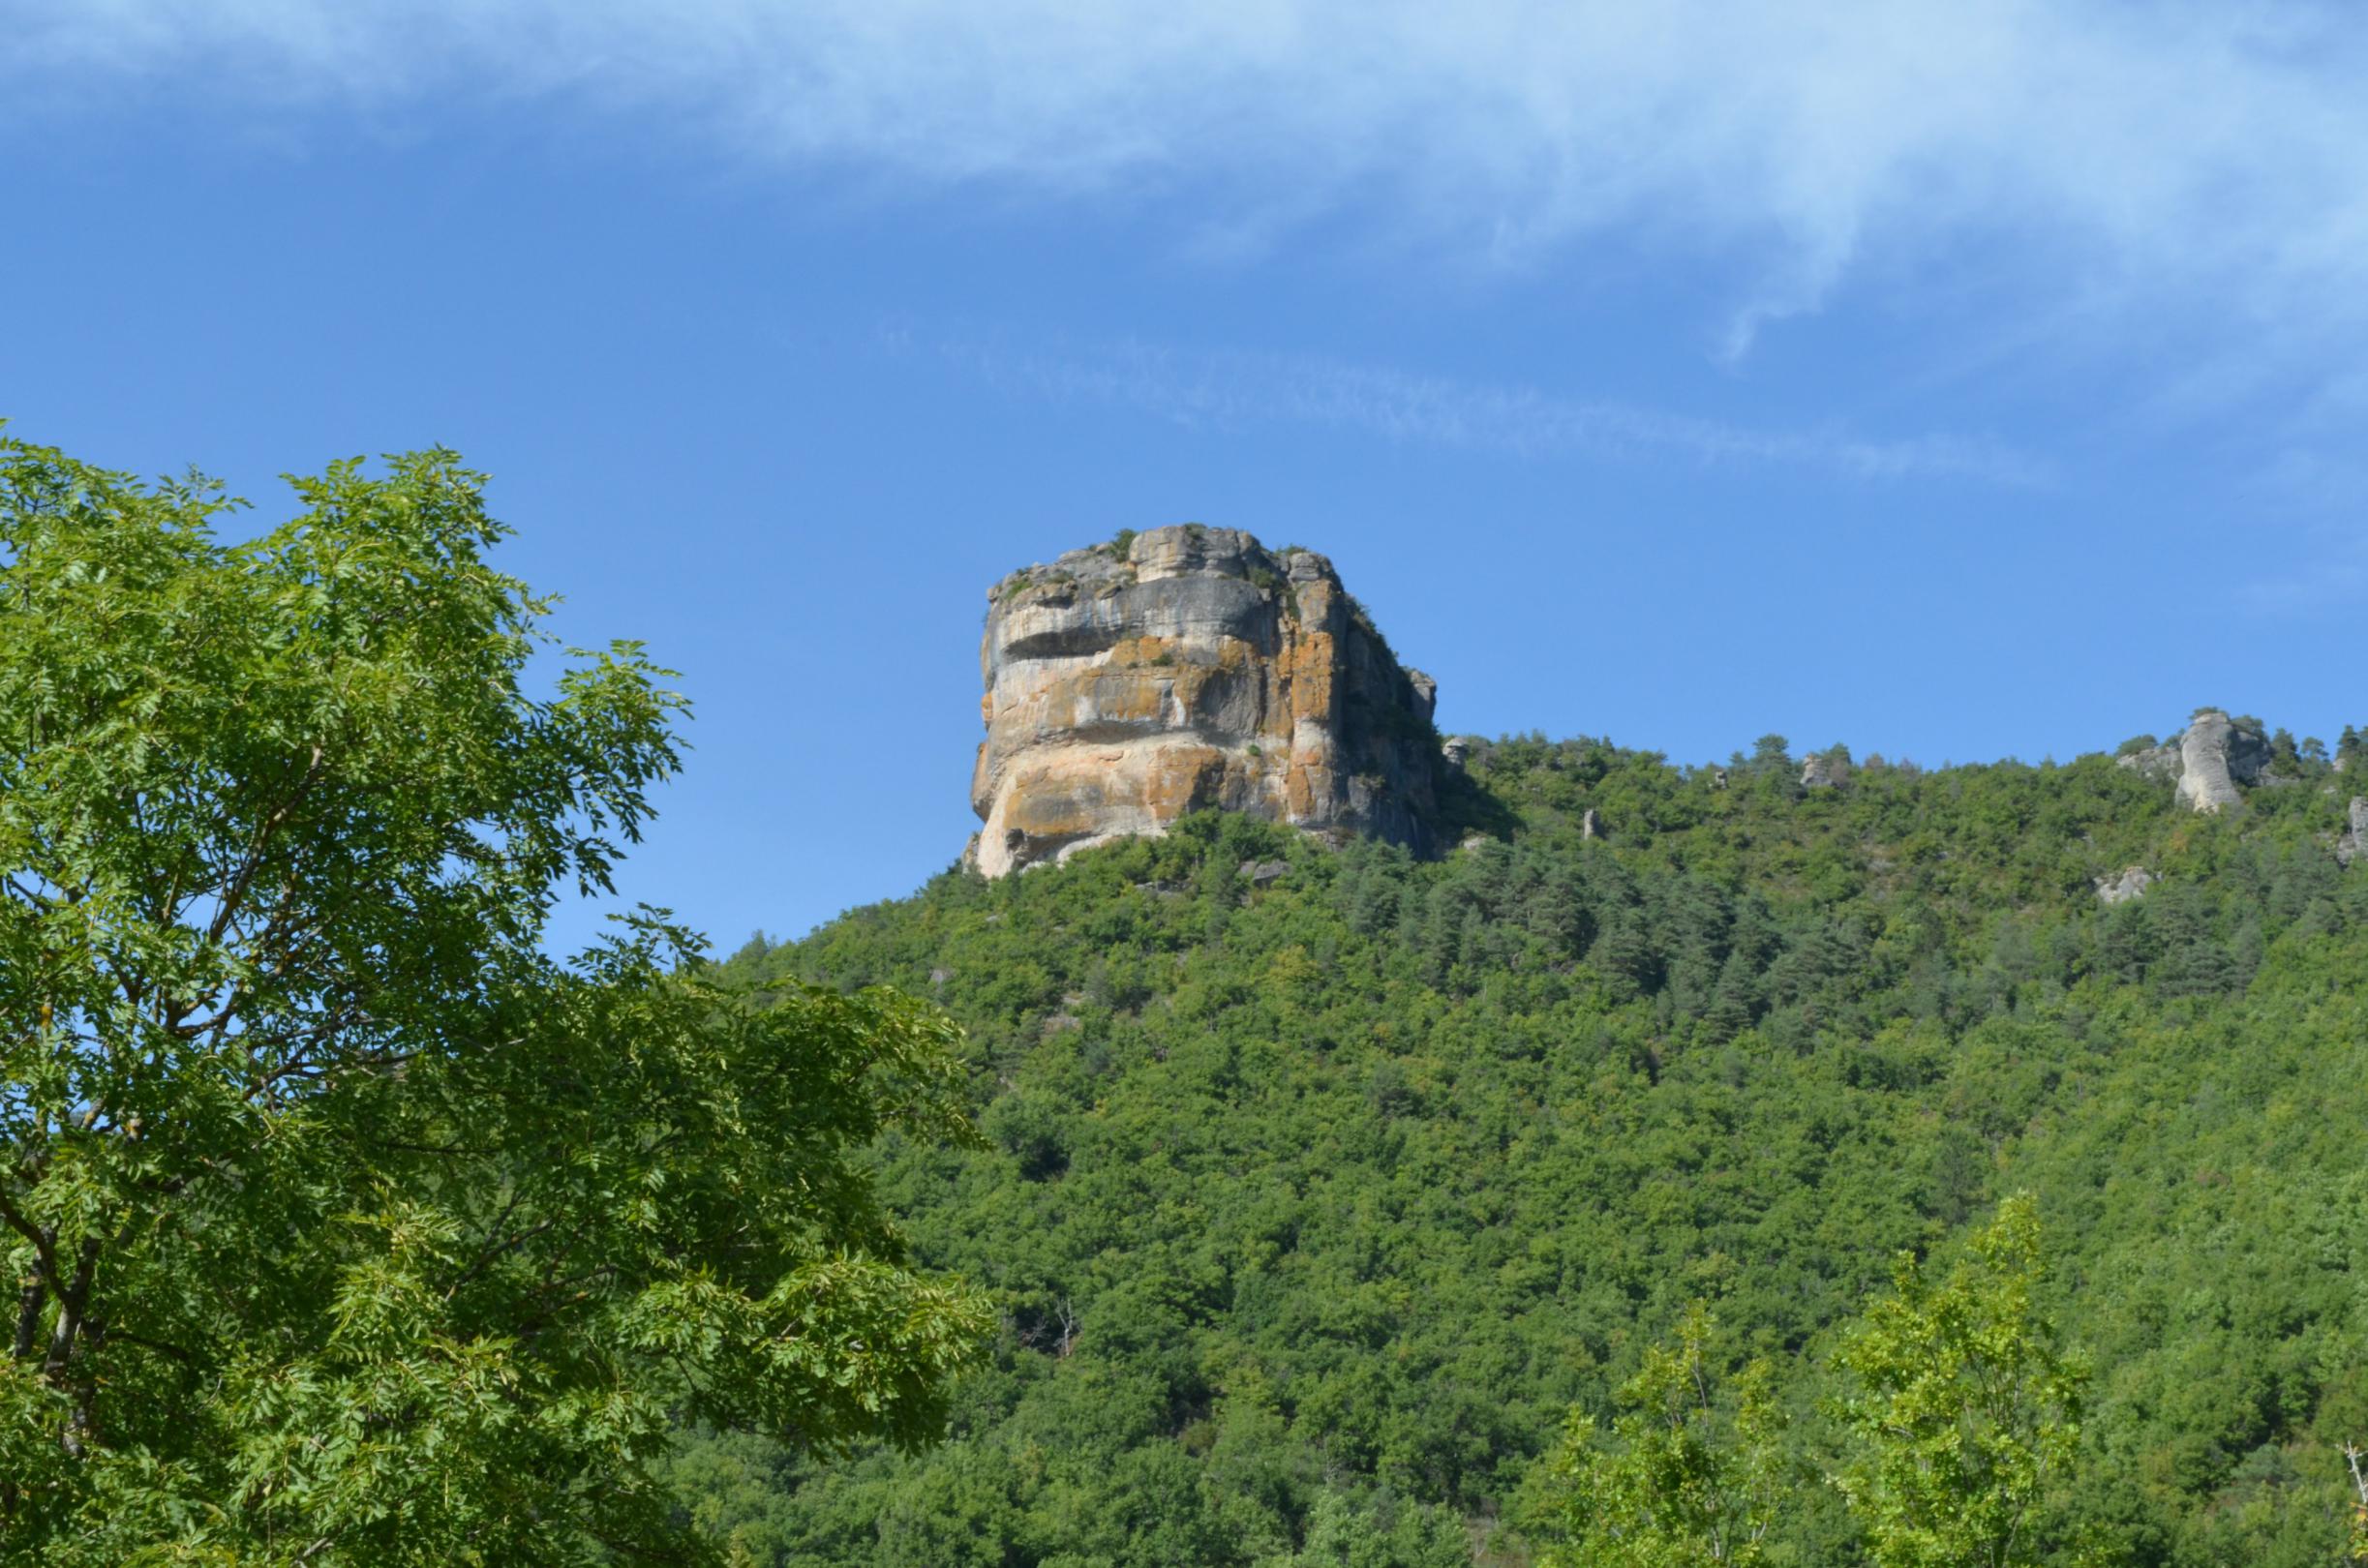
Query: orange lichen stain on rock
1284 754 1338 821
1142 744 1230 819
1084 672 1169 724
1254 661 1290 739
970 743 996 817
1211 636 1259 673
1289 631 1337 726
1283 764 1315 819
1106 636 1172 667
1002 775 1110 839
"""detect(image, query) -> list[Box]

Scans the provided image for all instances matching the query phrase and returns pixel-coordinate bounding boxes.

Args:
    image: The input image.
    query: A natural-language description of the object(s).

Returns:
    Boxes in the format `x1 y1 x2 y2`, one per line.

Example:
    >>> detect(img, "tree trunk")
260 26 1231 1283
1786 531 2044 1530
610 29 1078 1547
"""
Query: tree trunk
42 1236 100 1456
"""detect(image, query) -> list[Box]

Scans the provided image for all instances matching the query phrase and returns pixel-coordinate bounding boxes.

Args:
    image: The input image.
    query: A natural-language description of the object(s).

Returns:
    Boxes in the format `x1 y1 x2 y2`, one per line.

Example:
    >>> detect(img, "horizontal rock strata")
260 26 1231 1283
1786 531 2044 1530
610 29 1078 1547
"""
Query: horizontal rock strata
968 526 1442 876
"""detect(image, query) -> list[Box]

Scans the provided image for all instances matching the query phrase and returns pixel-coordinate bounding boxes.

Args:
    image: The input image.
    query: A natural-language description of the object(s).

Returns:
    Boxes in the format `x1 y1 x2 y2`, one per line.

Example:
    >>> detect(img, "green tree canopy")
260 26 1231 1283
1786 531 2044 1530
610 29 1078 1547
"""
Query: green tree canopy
1528 1304 1785 1568
1833 1194 2093 1568
678 727 2368 1566
0 437 989 1564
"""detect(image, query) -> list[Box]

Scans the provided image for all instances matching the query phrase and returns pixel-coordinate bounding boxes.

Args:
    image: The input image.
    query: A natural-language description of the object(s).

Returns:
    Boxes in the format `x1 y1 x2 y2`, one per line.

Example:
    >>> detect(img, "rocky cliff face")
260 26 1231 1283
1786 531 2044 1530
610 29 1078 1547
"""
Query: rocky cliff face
2119 709 2271 813
968 526 1442 877
2174 709 2272 812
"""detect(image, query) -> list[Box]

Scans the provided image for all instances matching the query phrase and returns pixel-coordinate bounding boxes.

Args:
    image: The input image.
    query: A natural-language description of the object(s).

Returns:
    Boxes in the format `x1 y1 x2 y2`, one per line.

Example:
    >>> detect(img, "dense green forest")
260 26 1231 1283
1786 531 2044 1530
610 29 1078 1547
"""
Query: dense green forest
18 439 2365 1565
673 729 2368 1566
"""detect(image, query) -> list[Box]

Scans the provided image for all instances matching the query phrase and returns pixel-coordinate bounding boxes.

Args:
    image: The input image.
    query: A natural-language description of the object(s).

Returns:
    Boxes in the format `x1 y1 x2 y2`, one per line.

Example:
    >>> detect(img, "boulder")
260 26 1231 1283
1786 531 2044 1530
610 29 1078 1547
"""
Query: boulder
2094 866 2155 905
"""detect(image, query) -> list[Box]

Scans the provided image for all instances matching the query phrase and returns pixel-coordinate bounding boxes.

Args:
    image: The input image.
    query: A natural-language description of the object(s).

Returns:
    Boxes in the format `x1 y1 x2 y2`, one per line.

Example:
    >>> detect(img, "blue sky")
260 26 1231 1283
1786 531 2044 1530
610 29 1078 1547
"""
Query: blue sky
8 1 2368 948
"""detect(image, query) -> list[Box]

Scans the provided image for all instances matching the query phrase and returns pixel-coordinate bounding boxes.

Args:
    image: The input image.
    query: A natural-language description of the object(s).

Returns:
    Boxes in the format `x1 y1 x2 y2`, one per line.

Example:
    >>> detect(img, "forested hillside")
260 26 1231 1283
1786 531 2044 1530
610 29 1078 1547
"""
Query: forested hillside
673 732 2368 1566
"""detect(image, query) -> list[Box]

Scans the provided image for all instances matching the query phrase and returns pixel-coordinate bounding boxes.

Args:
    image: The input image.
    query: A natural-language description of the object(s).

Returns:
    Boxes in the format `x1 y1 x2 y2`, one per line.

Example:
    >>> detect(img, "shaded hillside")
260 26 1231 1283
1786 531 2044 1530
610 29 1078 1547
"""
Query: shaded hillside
670 733 2368 1566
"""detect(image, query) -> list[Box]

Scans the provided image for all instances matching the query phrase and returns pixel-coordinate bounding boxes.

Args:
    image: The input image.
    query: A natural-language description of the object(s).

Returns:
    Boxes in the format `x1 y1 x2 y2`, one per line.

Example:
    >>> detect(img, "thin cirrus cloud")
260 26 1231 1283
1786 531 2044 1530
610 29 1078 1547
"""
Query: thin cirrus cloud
14 1 2368 397
15 5 2368 293
925 330 2050 486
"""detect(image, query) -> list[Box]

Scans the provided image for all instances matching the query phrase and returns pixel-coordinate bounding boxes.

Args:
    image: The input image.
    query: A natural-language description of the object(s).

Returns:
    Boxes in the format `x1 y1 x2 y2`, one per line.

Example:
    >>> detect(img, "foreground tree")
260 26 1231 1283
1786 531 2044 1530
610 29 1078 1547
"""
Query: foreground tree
0 437 989 1564
1833 1195 2094 1568
1529 1305 1787 1568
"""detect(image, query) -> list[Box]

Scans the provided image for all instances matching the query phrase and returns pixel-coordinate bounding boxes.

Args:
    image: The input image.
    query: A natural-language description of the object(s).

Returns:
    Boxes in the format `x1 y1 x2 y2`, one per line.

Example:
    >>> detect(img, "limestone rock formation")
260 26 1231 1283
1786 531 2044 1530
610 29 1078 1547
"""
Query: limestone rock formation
968 526 1443 876
2337 798 2368 867
2175 710 2270 812
2116 709 2270 813
1801 750 1853 790
2094 866 2155 905
2117 738 2181 782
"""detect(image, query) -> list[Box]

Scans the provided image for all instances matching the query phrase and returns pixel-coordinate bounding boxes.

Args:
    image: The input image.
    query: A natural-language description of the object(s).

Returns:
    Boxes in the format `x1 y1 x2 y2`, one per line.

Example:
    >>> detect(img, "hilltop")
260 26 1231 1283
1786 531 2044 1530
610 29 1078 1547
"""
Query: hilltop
673 724 2368 1567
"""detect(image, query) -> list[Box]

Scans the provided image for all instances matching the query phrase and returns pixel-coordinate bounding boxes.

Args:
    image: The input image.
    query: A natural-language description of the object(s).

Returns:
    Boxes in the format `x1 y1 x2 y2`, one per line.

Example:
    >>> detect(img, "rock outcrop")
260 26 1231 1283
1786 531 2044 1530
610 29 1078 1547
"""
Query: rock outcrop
2117 738 2182 783
2117 709 2270 813
2337 798 2368 867
1801 750 1854 790
2174 710 2270 812
968 526 1443 877
2094 866 2155 905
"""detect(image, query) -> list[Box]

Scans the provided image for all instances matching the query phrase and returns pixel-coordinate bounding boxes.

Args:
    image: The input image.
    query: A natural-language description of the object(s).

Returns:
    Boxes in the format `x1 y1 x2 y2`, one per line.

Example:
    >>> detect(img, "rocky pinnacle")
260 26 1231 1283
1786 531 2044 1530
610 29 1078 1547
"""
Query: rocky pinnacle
967 526 1443 876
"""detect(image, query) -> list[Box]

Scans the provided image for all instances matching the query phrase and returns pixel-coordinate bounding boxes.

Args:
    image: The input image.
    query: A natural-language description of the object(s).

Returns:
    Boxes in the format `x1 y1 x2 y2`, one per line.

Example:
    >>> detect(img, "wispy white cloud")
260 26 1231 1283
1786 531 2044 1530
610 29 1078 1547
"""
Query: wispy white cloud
14 3 2368 379
924 330 2048 485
